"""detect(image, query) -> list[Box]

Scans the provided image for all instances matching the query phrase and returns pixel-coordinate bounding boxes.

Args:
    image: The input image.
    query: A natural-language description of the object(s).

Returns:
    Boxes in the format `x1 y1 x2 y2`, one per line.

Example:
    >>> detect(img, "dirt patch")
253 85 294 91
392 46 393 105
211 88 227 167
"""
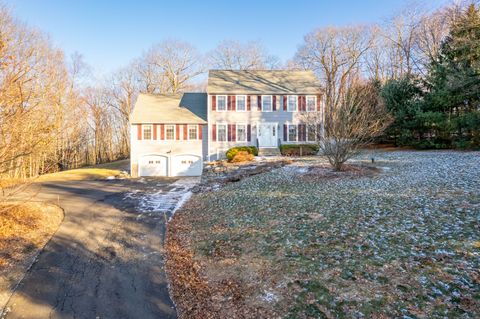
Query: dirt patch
299 163 381 181
0 202 63 311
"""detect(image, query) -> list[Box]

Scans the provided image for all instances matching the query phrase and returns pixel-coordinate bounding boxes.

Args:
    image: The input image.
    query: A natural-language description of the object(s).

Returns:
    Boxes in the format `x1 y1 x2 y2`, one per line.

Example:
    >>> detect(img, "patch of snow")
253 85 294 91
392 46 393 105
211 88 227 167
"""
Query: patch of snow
259 290 279 303
106 176 116 180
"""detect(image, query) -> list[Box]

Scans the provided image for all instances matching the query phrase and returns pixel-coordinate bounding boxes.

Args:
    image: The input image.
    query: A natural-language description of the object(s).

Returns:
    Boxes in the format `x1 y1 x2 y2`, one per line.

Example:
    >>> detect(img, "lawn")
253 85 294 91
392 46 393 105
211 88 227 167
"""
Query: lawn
166 151 480 318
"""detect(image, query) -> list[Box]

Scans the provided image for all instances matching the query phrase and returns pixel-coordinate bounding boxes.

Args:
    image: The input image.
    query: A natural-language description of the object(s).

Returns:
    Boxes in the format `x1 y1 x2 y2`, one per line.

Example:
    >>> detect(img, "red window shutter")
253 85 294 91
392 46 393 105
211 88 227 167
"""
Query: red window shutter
211 95 216 111
298 124 305 141
232 124 236 141
183 124 188 140
283 124 287 141
247 96 251 111
212 124 216 141
198 124 202 140
227 96 230 110
247 124 251 141
273 96 277 111
160 124 165 140
176 124 180 140
153 124 157 140
317 95 321 111
283 96 287 111
257 96 262 111
137 124 142 140
232 96 236 111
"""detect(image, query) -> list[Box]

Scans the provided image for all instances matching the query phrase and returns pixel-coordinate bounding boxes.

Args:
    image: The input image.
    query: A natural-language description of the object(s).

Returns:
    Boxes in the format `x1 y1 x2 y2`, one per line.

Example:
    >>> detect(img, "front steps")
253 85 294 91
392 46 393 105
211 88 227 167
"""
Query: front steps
258 147 281 157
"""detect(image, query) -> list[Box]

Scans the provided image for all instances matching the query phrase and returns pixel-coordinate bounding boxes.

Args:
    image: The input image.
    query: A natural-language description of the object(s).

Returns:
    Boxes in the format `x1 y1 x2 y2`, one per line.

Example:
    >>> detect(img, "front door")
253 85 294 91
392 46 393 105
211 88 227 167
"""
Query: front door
257 123 277 147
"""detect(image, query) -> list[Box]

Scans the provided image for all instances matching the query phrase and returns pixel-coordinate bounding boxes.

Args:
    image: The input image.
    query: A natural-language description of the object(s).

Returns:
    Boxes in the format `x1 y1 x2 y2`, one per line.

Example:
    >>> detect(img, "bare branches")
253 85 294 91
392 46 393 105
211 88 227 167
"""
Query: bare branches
208 40 280 70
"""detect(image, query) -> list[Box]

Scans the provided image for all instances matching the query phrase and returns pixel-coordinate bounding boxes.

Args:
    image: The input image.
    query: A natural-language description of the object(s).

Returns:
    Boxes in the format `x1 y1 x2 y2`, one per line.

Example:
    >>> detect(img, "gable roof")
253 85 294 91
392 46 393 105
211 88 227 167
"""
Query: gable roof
207 70 322 94
130 93 207 124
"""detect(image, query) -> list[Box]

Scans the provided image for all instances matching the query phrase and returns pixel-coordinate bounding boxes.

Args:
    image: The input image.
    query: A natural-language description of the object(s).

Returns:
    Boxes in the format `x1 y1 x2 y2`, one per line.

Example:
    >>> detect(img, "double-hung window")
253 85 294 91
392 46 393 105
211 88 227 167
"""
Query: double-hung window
287 95 297 112
307 125 316 142
217 124 227 142
250 95 258 110
217 96 227 111
306 96 316 112
236 95 246 111
165 125 175 140
236 124 247 142
188 125 198 140
143 125 152 140
262 95 272 112
288 124 297 141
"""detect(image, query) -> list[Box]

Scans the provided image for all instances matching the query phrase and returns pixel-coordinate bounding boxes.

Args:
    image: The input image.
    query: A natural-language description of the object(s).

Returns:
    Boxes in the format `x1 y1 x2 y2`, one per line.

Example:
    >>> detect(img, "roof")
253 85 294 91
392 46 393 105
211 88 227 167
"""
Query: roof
207 70 322 94
130 93 207 124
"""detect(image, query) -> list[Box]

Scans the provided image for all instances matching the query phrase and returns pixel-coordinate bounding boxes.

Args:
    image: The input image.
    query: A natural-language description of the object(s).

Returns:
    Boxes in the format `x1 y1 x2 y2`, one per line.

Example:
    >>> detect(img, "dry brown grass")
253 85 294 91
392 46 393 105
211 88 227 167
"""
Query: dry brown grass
0 202 63 271
0 202 63 309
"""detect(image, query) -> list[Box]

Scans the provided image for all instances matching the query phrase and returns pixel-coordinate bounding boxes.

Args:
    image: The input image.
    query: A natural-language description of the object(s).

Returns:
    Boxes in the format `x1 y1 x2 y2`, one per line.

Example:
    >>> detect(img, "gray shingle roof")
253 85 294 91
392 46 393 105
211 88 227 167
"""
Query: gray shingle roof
207 70 322 94
130 93 207 124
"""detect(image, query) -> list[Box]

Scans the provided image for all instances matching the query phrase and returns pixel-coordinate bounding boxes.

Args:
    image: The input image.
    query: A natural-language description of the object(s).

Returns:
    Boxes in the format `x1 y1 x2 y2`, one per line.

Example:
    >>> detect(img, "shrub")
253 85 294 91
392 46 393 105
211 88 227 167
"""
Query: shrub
231 151 254 163
280 144 319 156
226 146 258 161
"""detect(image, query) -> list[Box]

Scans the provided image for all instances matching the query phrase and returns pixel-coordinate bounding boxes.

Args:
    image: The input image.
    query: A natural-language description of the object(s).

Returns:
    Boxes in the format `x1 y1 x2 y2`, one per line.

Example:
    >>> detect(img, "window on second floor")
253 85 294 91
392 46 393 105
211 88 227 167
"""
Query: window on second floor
237 124 247 142
288 95 297 112
143 125 152 140
262 95 272 112
165 125 175 140
306 96 316 112
288 124 297 141
236 95 246 111
217 95 227 111
217 124 227 142
250 95 258 110
188 125 198 140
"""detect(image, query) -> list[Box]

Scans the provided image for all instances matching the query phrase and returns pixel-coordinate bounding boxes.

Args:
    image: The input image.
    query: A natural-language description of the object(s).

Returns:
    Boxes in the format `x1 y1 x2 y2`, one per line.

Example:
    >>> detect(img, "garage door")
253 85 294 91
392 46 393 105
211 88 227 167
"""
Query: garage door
171 154 202 176
139 155 167 176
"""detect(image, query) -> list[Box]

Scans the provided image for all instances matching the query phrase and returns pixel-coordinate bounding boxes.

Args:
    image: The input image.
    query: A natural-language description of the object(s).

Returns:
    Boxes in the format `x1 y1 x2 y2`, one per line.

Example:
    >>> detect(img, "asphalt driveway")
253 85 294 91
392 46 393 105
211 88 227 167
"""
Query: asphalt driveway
3 177 193 319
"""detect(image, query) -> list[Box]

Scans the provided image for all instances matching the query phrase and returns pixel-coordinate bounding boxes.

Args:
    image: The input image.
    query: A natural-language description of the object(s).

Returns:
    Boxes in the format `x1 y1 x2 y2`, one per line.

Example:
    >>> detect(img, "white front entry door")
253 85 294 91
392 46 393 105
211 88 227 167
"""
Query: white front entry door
257 123 277 147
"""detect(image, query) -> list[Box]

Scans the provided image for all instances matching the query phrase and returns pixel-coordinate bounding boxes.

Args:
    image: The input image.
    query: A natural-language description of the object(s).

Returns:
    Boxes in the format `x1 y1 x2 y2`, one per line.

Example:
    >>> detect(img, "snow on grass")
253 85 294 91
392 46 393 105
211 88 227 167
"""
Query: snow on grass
174 151 480 318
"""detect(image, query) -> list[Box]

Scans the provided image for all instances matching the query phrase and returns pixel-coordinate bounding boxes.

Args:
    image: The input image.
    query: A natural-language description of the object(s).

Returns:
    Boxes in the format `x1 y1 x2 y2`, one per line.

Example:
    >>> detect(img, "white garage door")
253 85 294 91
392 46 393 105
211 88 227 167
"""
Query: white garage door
172 155 202 176
139 155 167 176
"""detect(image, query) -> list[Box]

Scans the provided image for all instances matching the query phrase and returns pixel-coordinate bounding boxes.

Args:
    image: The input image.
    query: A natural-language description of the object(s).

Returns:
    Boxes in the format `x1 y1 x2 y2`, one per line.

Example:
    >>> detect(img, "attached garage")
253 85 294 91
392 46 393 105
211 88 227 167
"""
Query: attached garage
171 154 203 176
139 155 168 176
138 154 203 177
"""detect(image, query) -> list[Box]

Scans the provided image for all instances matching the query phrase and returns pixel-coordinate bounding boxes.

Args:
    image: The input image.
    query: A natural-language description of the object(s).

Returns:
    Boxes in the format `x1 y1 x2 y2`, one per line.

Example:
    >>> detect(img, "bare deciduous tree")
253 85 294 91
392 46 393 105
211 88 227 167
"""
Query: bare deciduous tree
208 40 280 70
302 81 392 170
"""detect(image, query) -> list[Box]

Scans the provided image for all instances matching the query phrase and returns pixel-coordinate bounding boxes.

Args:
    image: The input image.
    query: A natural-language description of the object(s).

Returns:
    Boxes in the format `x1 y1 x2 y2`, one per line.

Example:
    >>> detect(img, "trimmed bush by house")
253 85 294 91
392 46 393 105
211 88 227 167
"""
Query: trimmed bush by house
280 144 319 156
230 151 254 163
226 146 258 161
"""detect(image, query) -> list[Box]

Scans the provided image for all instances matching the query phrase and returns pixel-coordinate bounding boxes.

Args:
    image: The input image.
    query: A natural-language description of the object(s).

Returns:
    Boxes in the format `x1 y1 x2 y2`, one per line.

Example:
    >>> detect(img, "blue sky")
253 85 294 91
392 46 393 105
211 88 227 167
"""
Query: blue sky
10 0 449 77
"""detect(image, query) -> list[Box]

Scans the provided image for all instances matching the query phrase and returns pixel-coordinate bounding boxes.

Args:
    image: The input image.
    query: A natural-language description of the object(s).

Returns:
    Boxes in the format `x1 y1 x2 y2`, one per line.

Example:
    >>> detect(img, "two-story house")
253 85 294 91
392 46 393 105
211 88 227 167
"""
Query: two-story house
130 70 323 177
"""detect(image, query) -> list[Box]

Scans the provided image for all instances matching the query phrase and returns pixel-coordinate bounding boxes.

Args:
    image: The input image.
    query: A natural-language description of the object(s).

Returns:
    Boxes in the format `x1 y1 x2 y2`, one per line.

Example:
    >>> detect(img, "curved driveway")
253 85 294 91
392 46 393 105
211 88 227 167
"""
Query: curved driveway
4 178 181 319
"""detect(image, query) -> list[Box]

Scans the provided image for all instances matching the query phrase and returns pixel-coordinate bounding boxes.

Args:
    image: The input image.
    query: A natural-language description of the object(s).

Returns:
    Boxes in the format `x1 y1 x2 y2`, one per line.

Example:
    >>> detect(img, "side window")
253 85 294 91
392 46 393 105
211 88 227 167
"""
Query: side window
262 96 272 112
288 124 297 141
306 96 316 112
165 125 175 140
143 125 152 140
250 95 257 110
217 96 227 111
288 96 297 112
237 124 247 142
188 125 198 140
217 124 227 142
236 95 246 111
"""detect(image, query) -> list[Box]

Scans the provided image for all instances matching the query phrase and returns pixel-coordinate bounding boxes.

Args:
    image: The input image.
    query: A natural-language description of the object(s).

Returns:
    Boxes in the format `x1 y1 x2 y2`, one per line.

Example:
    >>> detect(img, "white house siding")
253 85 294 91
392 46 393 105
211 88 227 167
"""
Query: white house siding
130 124 204 177
207 94 323 160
